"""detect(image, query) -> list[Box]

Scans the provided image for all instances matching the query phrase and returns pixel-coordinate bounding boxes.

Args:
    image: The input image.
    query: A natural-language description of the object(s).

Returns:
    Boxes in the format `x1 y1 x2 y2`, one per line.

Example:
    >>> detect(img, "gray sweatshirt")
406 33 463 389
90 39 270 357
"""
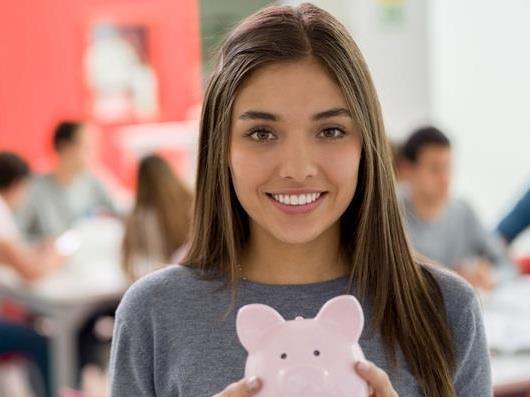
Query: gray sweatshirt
108 265 492 397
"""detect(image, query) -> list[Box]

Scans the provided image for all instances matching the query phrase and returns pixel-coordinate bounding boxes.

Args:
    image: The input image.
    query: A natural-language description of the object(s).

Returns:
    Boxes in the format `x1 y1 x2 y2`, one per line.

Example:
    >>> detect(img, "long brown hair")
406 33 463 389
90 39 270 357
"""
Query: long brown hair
181 4 456 396
123 154 193 278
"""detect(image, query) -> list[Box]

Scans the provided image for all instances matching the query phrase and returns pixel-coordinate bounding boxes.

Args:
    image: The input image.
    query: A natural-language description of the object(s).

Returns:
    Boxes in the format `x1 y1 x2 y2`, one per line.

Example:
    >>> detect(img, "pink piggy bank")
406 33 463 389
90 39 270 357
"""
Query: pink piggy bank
236 295 369 397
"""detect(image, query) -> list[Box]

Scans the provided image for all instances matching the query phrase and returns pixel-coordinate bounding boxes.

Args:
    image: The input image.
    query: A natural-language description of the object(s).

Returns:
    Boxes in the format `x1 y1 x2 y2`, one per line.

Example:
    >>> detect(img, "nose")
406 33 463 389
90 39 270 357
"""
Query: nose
278 139 317 182
280 366 329 397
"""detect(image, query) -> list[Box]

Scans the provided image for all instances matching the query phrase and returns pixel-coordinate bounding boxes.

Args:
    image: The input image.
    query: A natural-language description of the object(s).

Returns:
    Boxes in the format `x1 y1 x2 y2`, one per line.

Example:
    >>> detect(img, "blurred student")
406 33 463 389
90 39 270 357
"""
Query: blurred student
122 154 193 280
17 121 119 241
399 126 516 290
78 154 193 391
0 152 63 279
0 151 63 397
497 186 530 245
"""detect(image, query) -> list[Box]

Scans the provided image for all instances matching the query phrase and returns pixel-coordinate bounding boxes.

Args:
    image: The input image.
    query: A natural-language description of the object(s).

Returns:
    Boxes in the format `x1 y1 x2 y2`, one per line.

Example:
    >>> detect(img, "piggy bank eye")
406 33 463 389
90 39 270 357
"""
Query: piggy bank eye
280 353 287 359
313 350 320 356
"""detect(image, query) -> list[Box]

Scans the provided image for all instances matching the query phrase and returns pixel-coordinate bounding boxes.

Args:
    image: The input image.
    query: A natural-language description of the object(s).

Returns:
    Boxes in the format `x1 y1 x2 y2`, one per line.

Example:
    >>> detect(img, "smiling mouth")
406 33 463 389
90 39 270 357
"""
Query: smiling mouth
266 191 328 206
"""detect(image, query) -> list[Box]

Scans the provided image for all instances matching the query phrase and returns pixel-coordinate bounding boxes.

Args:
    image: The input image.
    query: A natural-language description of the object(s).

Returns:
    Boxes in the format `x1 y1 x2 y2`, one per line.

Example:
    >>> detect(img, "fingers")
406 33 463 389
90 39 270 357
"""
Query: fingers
213 376 262 397
355 361 398 397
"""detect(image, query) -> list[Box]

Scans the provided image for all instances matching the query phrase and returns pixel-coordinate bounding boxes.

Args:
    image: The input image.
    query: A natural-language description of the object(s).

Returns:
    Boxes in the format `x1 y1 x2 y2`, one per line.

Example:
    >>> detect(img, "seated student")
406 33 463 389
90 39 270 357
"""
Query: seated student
121 154 193 280
399 126 517 290
0 152 63 279
74 154 193 394
497 186 530 244
17 121 119 241
0 151 63 397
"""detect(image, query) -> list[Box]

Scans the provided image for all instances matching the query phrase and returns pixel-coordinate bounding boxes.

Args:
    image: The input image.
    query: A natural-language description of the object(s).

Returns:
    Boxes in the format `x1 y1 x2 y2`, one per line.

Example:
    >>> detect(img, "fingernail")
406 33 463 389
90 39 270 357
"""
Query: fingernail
246 376 261 392
357 360 370 371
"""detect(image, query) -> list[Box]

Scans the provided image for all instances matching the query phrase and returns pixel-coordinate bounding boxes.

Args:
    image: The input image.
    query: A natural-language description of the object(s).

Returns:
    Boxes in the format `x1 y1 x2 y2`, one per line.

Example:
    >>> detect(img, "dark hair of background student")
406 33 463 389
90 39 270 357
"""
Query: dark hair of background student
53 121 84 152
0 152 30 190
401 125 451 163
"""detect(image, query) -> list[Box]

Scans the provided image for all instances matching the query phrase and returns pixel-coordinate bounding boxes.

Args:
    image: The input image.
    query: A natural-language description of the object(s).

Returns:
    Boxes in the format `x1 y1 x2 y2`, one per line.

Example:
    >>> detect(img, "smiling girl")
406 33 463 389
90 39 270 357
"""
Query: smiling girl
109 3 492 397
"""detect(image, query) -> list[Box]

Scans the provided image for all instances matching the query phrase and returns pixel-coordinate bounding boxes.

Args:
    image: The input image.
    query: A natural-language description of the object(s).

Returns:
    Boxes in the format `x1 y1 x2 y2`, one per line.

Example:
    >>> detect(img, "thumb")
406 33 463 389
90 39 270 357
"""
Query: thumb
219 376 262 397
241 376 261 395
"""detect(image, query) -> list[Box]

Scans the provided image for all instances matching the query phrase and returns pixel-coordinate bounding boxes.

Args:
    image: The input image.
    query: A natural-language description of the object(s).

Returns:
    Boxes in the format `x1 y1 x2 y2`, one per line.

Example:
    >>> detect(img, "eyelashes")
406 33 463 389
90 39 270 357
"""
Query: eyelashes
244 127 347 143
245 128 276 142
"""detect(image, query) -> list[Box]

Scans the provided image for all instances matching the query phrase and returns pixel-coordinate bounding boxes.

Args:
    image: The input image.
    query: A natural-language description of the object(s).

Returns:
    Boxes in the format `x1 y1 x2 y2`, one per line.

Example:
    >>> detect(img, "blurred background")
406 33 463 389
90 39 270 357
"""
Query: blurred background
0 0 529 396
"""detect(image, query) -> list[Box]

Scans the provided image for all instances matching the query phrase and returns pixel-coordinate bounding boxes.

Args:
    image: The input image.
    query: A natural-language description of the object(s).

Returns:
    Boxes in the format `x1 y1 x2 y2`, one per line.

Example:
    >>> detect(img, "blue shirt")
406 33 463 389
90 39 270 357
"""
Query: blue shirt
497 187 530 243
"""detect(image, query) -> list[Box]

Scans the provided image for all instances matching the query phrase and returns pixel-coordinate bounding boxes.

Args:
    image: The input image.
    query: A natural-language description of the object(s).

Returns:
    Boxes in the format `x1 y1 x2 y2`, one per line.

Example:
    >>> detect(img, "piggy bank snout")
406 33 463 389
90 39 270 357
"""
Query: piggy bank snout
280 366 329 397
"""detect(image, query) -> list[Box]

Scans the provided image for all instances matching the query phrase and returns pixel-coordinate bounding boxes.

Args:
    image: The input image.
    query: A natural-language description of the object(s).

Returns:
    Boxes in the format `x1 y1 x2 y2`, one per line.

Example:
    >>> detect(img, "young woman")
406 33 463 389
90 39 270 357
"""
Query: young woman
109 4 491 397
121 154 193 280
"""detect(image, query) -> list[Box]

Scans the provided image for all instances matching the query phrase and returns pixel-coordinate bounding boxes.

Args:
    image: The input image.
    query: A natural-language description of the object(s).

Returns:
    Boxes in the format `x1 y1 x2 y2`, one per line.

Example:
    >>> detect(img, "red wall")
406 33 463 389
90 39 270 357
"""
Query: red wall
0 0 202 173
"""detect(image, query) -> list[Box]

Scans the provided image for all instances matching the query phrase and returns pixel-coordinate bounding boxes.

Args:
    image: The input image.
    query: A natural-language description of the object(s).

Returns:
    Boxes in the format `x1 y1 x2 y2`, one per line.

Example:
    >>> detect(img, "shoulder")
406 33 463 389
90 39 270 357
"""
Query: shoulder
450 198 478 219
28 174 54 192
20 175 56 204
422 264 479 326
422 264 492 392
423 264 482 332
115 265 222 322
83 173 106 189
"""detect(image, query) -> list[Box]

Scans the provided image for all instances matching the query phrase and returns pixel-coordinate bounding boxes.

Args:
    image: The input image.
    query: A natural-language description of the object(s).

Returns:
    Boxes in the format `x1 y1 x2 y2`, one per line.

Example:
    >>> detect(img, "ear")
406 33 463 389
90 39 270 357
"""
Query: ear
236 304 285 352
315 295 364 342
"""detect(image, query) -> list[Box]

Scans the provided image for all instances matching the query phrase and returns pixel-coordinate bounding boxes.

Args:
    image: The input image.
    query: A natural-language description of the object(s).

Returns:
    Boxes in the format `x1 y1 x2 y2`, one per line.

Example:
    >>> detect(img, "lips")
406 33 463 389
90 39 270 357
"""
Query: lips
266 192 328 214
268 192 322 206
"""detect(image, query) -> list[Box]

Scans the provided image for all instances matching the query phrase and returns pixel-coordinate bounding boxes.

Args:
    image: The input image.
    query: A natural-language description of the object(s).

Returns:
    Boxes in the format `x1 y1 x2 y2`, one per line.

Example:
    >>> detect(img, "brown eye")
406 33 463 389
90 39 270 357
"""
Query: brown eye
313 350 320 356
247 129 276 142
317 127 345 139
281 353 287 359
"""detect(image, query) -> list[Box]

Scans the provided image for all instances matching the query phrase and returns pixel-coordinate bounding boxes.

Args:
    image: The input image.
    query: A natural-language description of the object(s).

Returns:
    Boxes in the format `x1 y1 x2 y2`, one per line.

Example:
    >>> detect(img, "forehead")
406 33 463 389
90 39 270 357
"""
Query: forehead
232 57 347 119
417 145 451 163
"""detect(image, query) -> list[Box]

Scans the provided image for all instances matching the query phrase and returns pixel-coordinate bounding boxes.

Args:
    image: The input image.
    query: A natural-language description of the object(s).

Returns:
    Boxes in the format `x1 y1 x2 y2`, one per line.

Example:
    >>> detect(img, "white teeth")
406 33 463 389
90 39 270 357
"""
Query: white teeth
271 192 322 206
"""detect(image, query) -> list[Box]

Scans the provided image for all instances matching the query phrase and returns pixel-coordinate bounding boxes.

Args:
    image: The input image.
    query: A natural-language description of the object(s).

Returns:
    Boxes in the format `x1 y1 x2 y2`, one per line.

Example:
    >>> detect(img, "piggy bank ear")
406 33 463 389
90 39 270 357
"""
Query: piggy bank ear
315 295 364 342
236 304 285 353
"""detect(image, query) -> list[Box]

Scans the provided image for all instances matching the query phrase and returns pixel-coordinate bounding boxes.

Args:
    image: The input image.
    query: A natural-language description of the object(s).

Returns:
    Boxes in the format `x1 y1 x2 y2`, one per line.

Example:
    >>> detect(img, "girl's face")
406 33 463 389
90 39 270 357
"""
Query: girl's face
229 57 362 245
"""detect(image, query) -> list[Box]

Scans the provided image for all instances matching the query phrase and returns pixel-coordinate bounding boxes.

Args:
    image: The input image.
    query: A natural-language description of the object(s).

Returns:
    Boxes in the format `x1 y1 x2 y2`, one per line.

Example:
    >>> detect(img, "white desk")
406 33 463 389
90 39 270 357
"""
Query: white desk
491 353 530 396
0 218 128 397
484 276 530 396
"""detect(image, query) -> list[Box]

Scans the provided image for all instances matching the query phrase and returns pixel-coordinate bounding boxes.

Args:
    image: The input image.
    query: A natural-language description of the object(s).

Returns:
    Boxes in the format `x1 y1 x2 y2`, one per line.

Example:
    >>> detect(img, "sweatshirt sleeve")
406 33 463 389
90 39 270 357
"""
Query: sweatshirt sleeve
108 289 157 396
452 287 493 396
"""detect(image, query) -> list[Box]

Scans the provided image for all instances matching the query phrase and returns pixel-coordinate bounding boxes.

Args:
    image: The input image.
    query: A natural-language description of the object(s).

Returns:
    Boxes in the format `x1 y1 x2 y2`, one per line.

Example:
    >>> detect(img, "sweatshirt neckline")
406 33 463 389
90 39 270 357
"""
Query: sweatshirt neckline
238 273 351 293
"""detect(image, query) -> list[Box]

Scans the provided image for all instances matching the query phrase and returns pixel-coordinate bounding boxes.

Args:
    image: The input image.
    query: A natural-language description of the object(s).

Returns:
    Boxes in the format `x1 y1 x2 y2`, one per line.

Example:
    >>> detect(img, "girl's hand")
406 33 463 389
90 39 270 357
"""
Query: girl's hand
355 360 398 397
213 377 262 397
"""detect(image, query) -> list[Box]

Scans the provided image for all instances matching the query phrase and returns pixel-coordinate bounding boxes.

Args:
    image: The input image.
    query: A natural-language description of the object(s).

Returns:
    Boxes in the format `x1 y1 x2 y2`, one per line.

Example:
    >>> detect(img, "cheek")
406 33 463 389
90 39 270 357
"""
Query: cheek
322 145 361 196
229 144 274 197
416 169 431 187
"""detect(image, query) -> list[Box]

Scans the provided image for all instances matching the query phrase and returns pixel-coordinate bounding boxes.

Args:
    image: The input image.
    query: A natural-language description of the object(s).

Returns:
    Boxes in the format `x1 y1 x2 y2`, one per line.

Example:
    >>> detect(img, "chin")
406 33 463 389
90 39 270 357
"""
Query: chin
267 224 326 246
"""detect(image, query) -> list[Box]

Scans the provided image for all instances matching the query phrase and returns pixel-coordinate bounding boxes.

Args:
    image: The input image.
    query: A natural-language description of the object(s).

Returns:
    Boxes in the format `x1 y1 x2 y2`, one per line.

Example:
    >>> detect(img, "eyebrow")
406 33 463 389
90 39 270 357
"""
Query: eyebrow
237 107 352 121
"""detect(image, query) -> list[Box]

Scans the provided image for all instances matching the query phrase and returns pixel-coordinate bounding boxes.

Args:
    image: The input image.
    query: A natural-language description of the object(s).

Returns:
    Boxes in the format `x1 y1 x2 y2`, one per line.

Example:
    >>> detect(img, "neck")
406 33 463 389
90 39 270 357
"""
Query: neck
241 222 349 284
409 190 445 221
53 162 80 185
